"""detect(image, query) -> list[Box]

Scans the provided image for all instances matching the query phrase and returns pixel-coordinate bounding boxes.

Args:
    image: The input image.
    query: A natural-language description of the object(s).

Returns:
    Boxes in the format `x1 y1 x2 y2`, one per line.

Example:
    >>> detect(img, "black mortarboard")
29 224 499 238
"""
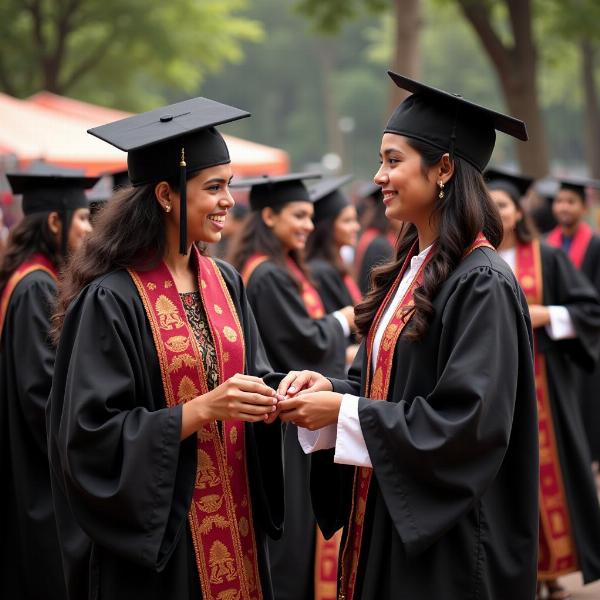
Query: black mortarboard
359 182 383 202
112 169 130 190
6 173 100 215
232 172 321 211
309 175 353 223
385 72 528 172
88 97 250 254
484 167 534 204
556 177 600 201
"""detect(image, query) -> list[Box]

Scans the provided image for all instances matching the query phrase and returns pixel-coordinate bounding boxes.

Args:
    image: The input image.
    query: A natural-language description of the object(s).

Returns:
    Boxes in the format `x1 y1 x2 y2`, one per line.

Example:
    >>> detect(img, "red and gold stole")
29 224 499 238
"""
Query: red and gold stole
129 246 263 600
343 274 362 306
0 253 58 335
515 240 578 579
339 233 493 600
354 228 379 278
547 222 593 269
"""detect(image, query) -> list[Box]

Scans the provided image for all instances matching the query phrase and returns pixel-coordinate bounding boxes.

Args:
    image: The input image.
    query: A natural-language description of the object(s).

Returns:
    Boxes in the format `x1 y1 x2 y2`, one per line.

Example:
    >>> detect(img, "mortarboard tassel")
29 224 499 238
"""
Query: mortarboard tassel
179 147 187 255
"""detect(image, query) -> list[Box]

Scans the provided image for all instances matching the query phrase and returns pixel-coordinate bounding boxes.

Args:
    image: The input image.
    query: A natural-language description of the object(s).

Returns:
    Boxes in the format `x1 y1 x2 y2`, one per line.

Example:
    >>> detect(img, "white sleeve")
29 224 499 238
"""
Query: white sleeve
297 423 337 454
334 394 372 468
545 305 577 340
333 310 351 338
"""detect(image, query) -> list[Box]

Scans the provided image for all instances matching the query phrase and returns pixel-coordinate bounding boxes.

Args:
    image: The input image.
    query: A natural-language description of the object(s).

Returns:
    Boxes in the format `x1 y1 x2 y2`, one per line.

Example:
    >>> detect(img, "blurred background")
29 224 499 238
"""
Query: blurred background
0 0 598 182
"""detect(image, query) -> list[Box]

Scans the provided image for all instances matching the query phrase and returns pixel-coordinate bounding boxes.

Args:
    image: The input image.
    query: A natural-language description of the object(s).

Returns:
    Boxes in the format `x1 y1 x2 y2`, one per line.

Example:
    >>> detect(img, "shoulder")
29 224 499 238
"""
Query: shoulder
308 258 337 277
367 235 393 254
247 259 292 290
209 257 243 296
12 268 57 300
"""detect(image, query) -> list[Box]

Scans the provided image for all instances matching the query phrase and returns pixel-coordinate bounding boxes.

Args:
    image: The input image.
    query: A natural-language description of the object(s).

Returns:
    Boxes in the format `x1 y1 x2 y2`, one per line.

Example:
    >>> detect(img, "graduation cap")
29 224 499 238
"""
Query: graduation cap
484 167 534 204
359 182 383 202
231 172 321 211
309 174 353 223
555 176 600 201
112 169 130 190
88 97 250 254
385 72 528 173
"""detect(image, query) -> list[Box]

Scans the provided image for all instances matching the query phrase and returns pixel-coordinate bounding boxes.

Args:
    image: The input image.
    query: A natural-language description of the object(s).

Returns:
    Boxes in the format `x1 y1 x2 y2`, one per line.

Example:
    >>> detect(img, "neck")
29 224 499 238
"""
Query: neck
414 220 438 253
498 230 517 251
560 222 580 238
163 243 193 277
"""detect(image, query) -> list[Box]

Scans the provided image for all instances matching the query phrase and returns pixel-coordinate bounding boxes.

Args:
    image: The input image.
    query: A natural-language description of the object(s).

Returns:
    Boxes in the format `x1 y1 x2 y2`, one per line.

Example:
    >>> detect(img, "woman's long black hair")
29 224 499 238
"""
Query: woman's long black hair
355 137 503 341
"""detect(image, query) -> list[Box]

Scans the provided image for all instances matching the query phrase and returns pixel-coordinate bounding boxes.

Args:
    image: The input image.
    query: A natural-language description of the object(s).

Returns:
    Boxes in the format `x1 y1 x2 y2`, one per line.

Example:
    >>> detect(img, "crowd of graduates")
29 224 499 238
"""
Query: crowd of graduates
1 70 600 600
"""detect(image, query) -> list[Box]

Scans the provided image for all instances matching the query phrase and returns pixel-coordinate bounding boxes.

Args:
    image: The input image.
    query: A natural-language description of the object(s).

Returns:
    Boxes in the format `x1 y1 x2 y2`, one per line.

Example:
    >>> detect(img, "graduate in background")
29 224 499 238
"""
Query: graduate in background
276 72 539 599
47 98 285 600
0 172 96 600
229 173 353 600
488 171 600 599
354 183 398 294
547 178 600 468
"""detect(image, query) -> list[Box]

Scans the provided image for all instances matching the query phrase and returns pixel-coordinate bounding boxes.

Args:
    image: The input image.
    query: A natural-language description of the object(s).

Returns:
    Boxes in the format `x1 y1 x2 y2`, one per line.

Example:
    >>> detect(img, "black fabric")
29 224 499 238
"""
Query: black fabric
312 247 539 599
358 234 394 295
579 235 600 461
0 270 67 600
309 258 355 314
557 177 600 200
385 72 528 172
47 260 284 600
244 259 347 600
312 190 349 223
484 168 533 200
534 243 600 583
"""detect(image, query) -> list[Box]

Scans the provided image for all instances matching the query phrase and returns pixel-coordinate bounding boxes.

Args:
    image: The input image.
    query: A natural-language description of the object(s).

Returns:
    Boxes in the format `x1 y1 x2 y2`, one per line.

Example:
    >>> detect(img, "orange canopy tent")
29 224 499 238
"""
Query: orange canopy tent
0 91 289 176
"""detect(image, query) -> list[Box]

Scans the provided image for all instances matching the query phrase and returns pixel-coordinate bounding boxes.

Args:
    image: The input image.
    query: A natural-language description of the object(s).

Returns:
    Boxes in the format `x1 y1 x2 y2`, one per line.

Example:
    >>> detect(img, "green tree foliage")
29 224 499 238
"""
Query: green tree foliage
0 0 262 110
294 0 388 33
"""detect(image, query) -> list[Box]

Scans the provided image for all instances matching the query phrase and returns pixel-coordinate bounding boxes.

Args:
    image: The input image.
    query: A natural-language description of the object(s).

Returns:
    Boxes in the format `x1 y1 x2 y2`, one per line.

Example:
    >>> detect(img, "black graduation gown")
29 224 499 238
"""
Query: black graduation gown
308 258 355 314
535 243 600 582
46 260 284 600
357 234 393 294
311 247 540 599
245 259 347 600
578 234 600 461
0 270 67 600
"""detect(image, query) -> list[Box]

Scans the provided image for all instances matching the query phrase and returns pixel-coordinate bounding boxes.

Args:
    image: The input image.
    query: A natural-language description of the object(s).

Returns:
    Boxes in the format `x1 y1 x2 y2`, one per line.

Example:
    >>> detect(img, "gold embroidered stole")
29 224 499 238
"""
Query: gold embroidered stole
129 246 263 600
0 253 58 336
515 240 578 579
339 233 493 600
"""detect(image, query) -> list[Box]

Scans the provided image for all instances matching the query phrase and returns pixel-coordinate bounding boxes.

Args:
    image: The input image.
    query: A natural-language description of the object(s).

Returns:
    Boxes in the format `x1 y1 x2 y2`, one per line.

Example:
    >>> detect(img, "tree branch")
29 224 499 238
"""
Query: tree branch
506 0 534 60
457 0 512 79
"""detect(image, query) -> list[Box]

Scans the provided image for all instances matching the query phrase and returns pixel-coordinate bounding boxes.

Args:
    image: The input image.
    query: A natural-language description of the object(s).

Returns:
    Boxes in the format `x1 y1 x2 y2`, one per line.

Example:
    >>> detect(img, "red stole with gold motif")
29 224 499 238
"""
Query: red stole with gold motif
547 222 593 270
339 233 493 600
0 253 58 336
515 240 578 579
129 246 263 600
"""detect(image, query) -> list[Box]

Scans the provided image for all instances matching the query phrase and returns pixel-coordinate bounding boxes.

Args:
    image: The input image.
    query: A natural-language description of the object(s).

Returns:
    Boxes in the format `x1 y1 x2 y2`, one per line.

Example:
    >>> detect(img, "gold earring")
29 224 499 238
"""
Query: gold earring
438 180 445 199
164 204 172 213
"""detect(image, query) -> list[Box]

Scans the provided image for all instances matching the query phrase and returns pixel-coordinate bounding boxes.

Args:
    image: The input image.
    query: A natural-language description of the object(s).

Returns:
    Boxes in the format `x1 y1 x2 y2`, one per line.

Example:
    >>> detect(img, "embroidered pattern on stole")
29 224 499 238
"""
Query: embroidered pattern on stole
547 222 593 270
516 240 578 579
339 234 493 600
129 247 263 600
0 253 58 335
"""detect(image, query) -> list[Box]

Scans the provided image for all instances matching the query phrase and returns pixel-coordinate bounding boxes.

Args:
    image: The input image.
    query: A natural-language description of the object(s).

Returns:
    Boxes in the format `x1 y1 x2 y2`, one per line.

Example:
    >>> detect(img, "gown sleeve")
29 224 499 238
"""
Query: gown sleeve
541 245 600 371
247 264 346 373
356 267 534 557
7 273 56 453
48 282 194 571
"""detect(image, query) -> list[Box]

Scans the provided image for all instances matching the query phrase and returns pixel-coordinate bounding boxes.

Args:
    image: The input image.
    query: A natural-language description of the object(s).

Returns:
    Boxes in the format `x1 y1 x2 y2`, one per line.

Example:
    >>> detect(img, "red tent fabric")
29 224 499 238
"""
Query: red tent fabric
0 92 289 176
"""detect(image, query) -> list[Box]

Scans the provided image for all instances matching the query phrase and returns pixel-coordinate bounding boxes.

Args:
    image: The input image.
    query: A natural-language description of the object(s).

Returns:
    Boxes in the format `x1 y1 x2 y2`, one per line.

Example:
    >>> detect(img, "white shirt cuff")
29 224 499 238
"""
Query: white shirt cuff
334 394 372 468
297 423 337 454
545 305 577 340
333 310 351 338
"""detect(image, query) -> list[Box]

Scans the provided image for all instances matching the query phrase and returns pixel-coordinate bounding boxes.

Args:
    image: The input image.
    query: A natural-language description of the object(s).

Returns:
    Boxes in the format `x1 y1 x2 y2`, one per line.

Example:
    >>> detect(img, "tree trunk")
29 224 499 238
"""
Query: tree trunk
581 39 600 178
388 0 422 114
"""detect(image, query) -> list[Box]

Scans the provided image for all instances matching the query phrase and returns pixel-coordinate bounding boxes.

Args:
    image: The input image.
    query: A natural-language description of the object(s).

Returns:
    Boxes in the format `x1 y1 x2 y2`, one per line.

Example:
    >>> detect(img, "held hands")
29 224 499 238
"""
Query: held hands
182 374 281 440
528 304 550 329
276 370 342 431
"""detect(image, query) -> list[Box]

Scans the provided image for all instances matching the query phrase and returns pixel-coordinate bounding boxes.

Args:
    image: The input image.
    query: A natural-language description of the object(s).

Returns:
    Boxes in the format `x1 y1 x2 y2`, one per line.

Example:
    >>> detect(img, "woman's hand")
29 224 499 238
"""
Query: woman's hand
277 370 333 397
278 391 343 430
528 304 550 329
339 305 356 332
181 374 279 439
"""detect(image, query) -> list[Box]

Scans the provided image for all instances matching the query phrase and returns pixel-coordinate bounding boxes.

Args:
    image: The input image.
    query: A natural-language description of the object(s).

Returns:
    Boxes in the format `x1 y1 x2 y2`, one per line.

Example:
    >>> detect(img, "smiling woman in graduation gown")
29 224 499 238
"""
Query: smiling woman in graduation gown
488 173 600 597
229 174 352 600
0 172 95 600
47 99 284 600
276 73 539 600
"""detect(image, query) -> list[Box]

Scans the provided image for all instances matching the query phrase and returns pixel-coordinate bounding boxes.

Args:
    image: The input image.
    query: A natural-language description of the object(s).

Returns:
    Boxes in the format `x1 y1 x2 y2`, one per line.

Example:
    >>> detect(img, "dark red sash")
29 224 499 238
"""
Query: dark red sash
339 233 493 600
354 228 379 277
343 274 362 306
515 240 578 579
129 246 263 600
547 222 593 269
0 253 58 335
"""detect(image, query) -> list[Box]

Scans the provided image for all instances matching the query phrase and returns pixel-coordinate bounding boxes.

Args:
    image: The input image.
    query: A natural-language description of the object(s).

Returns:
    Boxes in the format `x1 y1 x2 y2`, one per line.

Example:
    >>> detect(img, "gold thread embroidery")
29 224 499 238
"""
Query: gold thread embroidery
164 280 173 288
156 295 185 330
197 449 221 488
165 335 190 353
217 590 241 600
223 326 238 342
178 376 199 403
197 494 224 514
147 282 157 291
209 541 237 583
229 426 238 445
199 515 229 533
214 303 223 315
168 353 197 373
239 516 249 537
